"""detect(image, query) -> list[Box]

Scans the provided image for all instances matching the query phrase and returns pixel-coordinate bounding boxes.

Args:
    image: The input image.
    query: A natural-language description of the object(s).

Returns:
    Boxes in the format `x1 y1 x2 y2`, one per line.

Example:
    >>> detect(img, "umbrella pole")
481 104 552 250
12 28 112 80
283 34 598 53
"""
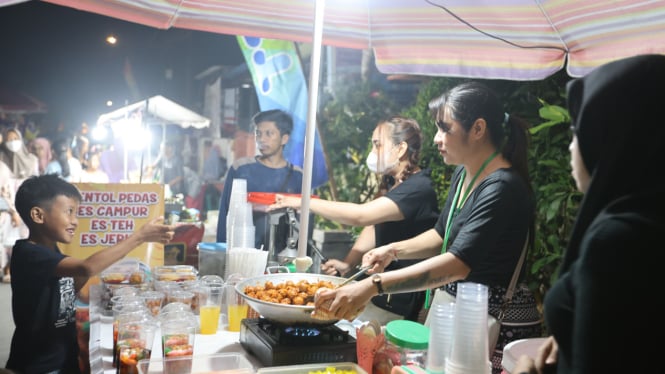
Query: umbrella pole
161 124 166 185
295 0 325 273
124 142 128 182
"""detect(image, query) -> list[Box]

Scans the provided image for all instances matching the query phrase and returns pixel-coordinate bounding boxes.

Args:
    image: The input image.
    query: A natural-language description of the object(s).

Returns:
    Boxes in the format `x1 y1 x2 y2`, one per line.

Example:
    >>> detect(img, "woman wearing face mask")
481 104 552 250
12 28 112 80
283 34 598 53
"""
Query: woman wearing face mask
0 128 39 179
269 116 440 323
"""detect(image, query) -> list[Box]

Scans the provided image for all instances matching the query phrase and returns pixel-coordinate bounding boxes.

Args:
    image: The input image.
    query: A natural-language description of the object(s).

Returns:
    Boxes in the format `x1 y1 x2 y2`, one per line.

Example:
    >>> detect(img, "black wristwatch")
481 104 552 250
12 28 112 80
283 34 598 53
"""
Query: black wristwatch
371 274 384 295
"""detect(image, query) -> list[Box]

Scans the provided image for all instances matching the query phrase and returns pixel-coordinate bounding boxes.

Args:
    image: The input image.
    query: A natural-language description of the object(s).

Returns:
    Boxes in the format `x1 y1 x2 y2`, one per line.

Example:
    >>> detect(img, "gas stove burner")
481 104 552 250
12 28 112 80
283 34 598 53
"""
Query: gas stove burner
256 319 344 345
284 326 321 337
240 318 357 367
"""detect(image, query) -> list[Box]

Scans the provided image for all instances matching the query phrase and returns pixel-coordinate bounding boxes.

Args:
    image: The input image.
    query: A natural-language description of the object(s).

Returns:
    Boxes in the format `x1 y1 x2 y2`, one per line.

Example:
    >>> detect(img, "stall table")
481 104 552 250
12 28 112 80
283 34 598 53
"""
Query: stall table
87 285 262 374
89 313 363 374
87 285 363 374
89 315 263 374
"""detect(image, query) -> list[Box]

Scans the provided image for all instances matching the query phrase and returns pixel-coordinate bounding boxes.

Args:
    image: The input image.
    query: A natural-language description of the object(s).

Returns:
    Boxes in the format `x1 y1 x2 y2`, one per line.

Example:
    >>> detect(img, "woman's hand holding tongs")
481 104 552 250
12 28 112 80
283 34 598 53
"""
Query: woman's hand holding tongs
362 244 398 274
320 259 349 277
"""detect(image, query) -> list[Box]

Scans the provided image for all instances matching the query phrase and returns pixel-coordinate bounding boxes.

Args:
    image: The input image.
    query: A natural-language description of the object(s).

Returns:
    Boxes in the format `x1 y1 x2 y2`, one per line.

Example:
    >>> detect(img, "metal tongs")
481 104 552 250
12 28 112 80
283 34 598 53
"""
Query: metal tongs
335 265 372 289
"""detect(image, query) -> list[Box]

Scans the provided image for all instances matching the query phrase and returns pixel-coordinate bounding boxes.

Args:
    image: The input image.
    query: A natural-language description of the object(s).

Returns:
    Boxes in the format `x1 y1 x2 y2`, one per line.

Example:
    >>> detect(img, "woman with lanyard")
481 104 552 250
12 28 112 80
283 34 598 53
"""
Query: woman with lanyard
312 82 542 374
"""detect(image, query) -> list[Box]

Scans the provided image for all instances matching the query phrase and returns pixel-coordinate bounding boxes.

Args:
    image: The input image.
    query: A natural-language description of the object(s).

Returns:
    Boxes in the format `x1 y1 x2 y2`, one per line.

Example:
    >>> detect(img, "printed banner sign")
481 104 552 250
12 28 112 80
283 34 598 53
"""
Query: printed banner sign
60 183 165 268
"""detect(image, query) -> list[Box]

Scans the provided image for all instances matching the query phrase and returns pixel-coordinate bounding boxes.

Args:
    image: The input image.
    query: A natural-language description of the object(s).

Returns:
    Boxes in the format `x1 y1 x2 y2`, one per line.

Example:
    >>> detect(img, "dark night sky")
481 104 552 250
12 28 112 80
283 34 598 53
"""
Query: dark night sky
0 1 245 131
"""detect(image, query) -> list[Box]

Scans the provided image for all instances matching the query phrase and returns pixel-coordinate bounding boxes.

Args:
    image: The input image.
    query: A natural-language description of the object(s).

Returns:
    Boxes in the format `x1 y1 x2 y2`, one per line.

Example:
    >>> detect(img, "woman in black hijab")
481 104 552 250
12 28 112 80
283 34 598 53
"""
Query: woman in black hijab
515 54 665 373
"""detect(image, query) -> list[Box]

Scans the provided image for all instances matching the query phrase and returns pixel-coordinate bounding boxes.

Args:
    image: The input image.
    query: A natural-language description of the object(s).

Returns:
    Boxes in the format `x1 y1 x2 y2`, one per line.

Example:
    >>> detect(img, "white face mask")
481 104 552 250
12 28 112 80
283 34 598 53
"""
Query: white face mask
6 140 22 153
365 147 397 174
365 152 380 173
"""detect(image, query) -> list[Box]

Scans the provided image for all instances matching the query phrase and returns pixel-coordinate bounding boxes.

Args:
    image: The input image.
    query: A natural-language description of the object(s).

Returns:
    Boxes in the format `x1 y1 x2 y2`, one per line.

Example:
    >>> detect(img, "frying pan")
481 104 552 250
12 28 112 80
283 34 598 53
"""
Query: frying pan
234 273 351 325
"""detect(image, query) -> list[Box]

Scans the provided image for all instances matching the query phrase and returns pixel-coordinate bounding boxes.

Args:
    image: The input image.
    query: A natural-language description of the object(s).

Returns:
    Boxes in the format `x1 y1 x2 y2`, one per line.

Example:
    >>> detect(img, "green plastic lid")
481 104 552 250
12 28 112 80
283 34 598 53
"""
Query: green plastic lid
385 320 430 350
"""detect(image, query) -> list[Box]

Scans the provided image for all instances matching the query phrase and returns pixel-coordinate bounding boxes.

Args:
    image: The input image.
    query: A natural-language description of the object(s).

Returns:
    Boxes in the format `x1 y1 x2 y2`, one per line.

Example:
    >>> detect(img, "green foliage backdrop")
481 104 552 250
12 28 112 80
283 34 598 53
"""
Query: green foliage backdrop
314 71 581 305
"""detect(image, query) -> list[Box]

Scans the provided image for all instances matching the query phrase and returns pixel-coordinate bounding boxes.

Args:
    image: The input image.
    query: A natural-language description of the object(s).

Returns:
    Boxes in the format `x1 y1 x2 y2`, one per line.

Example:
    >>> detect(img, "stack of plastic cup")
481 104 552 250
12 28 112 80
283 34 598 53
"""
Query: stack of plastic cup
226 179 250 248
231 203 255 248
225 178 245 251
229 178 247 205
426 300 456 374
445 282 492 374
225 179 256 276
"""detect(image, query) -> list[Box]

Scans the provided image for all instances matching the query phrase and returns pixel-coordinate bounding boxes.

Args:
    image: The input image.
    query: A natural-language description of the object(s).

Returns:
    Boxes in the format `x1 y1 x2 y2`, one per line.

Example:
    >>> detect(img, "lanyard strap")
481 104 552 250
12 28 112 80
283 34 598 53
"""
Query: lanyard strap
443 150 498 252
425 150 499 308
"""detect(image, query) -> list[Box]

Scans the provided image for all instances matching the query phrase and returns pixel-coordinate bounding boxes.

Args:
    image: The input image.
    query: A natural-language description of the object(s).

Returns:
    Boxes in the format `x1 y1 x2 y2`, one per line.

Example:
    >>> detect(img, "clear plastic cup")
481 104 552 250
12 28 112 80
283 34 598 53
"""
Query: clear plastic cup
230 178 247 198
166 290 195 312
159 302 191 315
199 284 224 334
444 357 491 374
161 317 196 373
112 304 150 368
140 290 165 317
103 285 139 316
426 301 456 374
224 276 248 332
152 280 180 293
181 281 204 315
232 225 255 249
447 282 491 373
116 318 157 374
200 275 224 286
179 279 201 290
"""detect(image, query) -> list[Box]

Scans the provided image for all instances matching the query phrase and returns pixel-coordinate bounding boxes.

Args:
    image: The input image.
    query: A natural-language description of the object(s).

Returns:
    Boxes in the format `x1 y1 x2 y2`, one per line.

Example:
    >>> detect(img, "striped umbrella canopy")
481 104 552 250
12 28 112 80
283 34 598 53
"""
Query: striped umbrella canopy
37 0 665 80
23 0 665 267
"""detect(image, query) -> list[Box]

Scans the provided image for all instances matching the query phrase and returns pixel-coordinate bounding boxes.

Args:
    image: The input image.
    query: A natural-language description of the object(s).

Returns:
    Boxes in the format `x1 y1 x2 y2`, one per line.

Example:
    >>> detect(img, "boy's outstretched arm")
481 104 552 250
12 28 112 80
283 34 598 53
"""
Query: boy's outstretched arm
55 217 175 291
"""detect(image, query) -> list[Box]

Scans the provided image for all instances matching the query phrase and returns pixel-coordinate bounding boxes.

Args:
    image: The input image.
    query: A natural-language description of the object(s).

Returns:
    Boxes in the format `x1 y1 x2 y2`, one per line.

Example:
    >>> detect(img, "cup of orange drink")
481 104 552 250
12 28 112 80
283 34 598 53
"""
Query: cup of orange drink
224 280 248 332
199 285 224 334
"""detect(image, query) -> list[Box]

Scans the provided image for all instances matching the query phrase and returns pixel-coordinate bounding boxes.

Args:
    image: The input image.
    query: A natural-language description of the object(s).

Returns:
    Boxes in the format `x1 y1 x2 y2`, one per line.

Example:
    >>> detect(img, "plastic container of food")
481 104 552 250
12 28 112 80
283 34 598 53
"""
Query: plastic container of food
256 362 367 374
153 265 198 282
373 320 429 374
196 242 227 278
100 259 150 316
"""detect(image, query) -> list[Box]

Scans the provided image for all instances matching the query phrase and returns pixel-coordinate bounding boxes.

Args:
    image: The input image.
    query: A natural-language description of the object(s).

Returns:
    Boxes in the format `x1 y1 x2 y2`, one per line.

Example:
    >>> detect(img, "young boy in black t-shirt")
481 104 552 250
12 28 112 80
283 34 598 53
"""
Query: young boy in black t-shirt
5 174 175 373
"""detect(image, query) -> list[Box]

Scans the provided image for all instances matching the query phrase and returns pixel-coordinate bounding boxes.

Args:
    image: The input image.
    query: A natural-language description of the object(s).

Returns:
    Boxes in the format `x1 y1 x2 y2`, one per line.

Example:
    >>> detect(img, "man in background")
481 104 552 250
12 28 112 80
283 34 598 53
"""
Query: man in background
216 109 303 252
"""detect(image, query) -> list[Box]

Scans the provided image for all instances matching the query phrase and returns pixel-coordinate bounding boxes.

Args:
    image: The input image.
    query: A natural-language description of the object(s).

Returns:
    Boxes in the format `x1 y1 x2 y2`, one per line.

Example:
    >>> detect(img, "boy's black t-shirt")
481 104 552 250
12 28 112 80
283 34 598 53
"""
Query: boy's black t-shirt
6 239 80 374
